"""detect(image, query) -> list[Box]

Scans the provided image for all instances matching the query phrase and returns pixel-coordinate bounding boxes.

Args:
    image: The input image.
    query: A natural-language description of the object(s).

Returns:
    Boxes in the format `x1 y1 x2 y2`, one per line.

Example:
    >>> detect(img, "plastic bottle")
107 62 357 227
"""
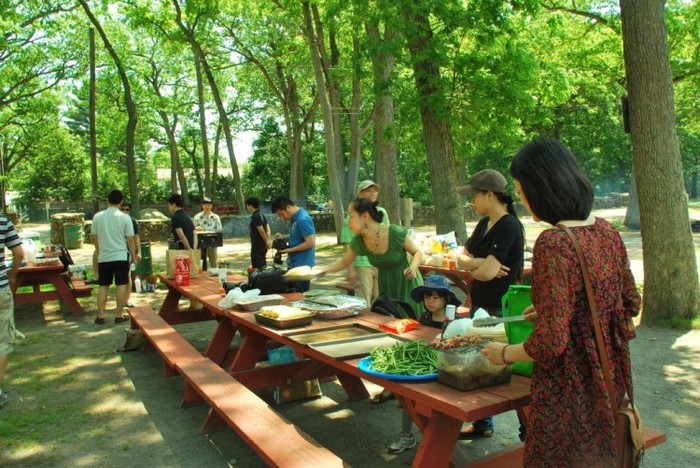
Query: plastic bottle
134 275 142 294
445 304 457 321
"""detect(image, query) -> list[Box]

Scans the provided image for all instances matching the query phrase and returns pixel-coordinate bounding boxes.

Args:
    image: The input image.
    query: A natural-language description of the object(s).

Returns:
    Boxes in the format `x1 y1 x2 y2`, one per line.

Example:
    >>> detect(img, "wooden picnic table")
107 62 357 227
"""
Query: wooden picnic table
156 273 532 467
12 263 90 316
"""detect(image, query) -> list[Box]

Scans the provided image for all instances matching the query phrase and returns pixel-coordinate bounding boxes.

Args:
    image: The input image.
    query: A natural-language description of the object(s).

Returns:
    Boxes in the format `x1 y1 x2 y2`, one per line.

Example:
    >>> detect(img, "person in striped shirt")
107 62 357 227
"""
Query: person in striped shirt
0 214 24 408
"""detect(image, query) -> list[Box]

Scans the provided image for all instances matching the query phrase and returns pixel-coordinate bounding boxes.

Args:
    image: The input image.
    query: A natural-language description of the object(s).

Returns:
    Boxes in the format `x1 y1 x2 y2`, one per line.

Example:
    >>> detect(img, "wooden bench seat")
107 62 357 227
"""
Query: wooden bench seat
127 306 204 377
177 357 344 467
128 305 344 467
69 279 93 298
468 426 666 467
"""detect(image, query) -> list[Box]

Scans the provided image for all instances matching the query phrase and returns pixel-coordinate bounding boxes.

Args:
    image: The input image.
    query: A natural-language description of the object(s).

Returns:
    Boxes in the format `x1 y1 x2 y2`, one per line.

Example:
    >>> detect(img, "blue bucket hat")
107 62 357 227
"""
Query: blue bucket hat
410 274 461 306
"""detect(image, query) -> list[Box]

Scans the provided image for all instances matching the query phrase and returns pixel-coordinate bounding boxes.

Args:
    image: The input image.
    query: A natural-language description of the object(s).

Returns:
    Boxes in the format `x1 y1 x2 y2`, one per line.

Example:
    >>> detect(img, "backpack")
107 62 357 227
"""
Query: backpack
370 294 417 320
246 266 288 294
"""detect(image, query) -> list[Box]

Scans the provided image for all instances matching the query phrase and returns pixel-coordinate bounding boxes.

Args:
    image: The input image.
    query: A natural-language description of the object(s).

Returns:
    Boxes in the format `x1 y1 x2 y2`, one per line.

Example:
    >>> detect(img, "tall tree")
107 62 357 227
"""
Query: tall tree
77 0 140 212
170 0 245 209
620 0 699 320
399 3 466 241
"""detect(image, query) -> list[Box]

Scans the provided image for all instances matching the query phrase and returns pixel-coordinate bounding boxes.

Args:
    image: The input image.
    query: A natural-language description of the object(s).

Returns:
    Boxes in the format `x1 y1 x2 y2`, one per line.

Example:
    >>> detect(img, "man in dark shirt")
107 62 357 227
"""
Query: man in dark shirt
167 193 196 250
245 196 272 270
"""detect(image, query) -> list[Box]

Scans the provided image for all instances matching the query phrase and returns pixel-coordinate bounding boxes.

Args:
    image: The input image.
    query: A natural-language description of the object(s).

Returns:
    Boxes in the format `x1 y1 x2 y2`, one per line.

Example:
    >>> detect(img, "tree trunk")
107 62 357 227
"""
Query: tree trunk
194 54 212 199
620 0 699 320
303 1 345 238
79 0 139 212
623 162 641 229
89 28 99 215
172 1 245 210
401 8 466 242
366 21 399 225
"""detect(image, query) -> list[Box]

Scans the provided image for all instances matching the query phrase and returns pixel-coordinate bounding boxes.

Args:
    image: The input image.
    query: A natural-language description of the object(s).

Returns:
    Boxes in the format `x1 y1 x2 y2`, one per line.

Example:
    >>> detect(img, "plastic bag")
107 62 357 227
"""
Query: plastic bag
217 287 261 309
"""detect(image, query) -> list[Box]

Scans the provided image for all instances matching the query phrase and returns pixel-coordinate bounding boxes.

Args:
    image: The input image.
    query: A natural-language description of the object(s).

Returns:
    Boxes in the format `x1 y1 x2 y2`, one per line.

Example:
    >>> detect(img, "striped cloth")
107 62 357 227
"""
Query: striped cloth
0 216 22 289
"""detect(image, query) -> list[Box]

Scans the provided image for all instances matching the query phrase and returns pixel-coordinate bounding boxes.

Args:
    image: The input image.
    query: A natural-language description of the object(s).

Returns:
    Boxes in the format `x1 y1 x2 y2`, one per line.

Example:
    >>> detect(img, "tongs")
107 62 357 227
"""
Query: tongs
472 315 527 327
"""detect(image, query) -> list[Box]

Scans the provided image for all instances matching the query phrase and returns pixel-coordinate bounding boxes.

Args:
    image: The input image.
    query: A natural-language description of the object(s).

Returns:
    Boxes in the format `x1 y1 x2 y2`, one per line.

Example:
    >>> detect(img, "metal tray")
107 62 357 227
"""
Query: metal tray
309 334 410 360
253 312 314 329
284 324 382 345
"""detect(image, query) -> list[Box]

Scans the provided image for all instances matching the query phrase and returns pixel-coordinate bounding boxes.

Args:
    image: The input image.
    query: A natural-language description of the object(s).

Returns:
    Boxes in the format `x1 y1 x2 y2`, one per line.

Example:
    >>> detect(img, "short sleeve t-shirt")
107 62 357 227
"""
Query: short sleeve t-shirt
171 209 195 249
287 208 315 268
249 209 269 247
91 207 134 263
0 216 22 289
465 214 523 311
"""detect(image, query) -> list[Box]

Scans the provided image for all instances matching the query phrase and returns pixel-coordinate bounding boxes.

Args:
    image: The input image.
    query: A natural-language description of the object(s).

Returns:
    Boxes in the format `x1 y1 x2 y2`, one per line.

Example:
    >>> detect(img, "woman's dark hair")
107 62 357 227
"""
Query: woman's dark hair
350 198 384 223
510 138 594 225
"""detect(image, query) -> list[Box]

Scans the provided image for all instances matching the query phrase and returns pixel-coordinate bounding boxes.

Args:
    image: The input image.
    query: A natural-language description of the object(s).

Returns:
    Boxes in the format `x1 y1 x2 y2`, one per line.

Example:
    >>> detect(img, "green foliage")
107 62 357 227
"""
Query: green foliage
243 118 290 202
12 127 90 202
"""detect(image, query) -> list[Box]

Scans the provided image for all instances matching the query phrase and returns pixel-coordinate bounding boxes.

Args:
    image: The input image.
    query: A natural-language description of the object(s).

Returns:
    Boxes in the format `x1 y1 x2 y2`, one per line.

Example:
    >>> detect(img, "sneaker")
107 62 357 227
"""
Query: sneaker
388 433 416 454
0 391 9 408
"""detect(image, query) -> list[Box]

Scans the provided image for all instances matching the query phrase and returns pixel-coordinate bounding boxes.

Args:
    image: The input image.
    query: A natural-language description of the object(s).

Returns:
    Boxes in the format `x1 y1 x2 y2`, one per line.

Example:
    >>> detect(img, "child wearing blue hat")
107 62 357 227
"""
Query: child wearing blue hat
387 274 462 453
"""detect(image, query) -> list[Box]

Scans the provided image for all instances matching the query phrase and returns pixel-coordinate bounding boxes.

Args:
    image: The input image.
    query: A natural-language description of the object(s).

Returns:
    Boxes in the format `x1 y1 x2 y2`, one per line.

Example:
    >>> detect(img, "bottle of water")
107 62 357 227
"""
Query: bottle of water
134 275 142 294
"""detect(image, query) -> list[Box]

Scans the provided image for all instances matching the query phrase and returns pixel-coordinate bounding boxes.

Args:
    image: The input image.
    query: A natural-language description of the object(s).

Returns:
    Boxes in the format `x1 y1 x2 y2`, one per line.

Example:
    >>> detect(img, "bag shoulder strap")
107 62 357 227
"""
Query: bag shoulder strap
558 225 625 422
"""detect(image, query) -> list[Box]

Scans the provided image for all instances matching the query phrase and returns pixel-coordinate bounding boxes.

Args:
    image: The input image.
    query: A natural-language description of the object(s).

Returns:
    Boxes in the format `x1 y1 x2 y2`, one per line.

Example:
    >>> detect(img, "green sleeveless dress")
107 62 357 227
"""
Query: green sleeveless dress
350 225 423 315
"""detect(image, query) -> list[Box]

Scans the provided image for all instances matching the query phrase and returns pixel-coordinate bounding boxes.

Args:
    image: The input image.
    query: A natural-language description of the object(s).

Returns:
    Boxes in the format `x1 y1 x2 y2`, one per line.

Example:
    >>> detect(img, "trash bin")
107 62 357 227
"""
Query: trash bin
134 240 152 277
63 223 84 249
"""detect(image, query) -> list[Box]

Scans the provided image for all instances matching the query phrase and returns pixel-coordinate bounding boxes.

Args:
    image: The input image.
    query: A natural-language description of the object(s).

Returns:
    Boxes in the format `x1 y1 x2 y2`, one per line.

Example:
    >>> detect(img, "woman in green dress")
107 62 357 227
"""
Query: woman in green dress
318 197 424 314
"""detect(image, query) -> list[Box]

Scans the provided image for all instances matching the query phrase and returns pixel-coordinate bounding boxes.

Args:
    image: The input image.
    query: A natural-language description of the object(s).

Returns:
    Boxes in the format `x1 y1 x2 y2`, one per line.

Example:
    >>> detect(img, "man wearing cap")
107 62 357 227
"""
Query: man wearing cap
193 197 223 269
339 180 390 306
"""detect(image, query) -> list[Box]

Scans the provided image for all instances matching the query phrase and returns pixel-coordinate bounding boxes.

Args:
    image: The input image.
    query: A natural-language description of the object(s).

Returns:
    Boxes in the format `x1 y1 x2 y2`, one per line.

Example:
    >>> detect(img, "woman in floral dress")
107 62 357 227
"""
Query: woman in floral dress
482 138 641 466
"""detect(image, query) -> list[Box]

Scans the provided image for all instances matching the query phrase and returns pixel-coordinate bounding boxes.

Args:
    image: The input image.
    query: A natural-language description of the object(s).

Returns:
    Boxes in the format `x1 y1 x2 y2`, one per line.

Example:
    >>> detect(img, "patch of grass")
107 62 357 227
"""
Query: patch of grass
642 315 700 330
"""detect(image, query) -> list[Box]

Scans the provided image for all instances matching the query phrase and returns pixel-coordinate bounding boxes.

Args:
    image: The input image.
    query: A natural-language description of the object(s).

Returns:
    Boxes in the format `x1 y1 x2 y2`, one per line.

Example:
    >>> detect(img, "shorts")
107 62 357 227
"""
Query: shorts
98 261 130 286
0 288 15 355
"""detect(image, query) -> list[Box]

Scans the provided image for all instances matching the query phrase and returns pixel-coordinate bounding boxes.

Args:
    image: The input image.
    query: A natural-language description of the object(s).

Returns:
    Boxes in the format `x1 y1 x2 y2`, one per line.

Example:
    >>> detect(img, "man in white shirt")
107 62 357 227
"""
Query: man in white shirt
91 189 137 325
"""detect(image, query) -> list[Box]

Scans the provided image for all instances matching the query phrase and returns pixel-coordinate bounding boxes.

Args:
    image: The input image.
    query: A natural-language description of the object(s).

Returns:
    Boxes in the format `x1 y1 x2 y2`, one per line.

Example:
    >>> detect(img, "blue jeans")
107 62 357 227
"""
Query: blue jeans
473 416 494 432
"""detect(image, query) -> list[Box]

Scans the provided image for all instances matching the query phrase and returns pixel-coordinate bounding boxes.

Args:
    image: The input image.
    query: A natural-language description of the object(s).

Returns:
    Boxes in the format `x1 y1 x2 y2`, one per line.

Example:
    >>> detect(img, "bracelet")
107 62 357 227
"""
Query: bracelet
501 345 511 365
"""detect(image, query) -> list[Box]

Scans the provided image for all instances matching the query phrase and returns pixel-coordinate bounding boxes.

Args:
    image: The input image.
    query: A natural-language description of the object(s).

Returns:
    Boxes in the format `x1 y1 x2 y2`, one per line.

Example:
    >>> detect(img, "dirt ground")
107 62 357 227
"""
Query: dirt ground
1 215 698 467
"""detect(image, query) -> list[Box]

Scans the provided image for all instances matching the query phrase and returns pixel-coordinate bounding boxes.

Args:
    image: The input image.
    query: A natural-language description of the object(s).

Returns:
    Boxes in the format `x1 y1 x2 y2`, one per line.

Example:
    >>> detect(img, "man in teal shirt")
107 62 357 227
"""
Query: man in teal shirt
340 180 389 306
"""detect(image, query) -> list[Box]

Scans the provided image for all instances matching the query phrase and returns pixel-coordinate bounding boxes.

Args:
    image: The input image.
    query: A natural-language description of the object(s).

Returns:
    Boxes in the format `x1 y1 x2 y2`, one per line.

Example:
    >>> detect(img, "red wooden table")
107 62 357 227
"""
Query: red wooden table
158 274 531 467
12 263 86 316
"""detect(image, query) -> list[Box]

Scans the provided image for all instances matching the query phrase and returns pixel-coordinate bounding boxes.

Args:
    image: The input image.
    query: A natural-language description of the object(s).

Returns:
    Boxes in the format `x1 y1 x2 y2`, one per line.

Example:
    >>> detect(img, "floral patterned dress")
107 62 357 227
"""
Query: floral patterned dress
523 218 641 467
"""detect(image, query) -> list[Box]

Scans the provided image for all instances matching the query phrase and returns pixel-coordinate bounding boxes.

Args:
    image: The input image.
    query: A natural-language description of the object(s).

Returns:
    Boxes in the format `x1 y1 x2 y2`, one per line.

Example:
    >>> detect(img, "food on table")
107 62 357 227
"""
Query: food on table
259 305 310 320
284 266 324 279
379 318 419 334
431 334 484 350
369 341 438 375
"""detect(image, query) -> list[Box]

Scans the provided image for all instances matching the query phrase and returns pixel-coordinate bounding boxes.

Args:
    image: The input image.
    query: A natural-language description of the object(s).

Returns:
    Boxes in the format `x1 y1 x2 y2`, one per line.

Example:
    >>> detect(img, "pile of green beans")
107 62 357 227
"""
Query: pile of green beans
369 341 438 375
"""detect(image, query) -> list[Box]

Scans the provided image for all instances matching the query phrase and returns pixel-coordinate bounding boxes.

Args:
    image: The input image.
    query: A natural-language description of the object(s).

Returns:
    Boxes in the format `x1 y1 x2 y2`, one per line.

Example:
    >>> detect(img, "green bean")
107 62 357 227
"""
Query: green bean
369 341 437 375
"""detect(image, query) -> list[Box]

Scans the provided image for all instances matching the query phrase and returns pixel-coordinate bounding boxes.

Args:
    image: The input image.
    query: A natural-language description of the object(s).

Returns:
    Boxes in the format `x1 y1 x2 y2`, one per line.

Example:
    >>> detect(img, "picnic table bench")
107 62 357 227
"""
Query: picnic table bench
128 305 344 467
12 263 91 316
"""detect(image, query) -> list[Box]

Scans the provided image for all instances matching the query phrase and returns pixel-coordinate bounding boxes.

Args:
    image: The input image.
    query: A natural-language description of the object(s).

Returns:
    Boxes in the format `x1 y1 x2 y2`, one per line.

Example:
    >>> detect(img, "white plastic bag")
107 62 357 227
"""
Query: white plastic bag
23 239 37 264
217 287 261 309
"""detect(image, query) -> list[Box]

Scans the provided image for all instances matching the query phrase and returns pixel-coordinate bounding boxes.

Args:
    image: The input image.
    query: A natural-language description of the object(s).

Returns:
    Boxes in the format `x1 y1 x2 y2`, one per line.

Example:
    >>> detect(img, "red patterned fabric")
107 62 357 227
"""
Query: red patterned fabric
523 218 641 466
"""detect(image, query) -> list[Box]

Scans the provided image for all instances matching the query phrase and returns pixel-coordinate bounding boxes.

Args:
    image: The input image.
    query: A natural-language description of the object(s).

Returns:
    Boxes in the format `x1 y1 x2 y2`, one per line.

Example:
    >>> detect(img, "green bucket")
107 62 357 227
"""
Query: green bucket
501 285 534 377
63 223 84 249
134 241 152 277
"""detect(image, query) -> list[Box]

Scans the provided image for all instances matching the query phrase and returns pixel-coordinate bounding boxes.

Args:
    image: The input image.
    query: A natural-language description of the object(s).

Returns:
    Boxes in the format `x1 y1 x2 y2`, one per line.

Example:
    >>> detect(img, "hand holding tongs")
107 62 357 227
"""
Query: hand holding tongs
472 315 527 327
